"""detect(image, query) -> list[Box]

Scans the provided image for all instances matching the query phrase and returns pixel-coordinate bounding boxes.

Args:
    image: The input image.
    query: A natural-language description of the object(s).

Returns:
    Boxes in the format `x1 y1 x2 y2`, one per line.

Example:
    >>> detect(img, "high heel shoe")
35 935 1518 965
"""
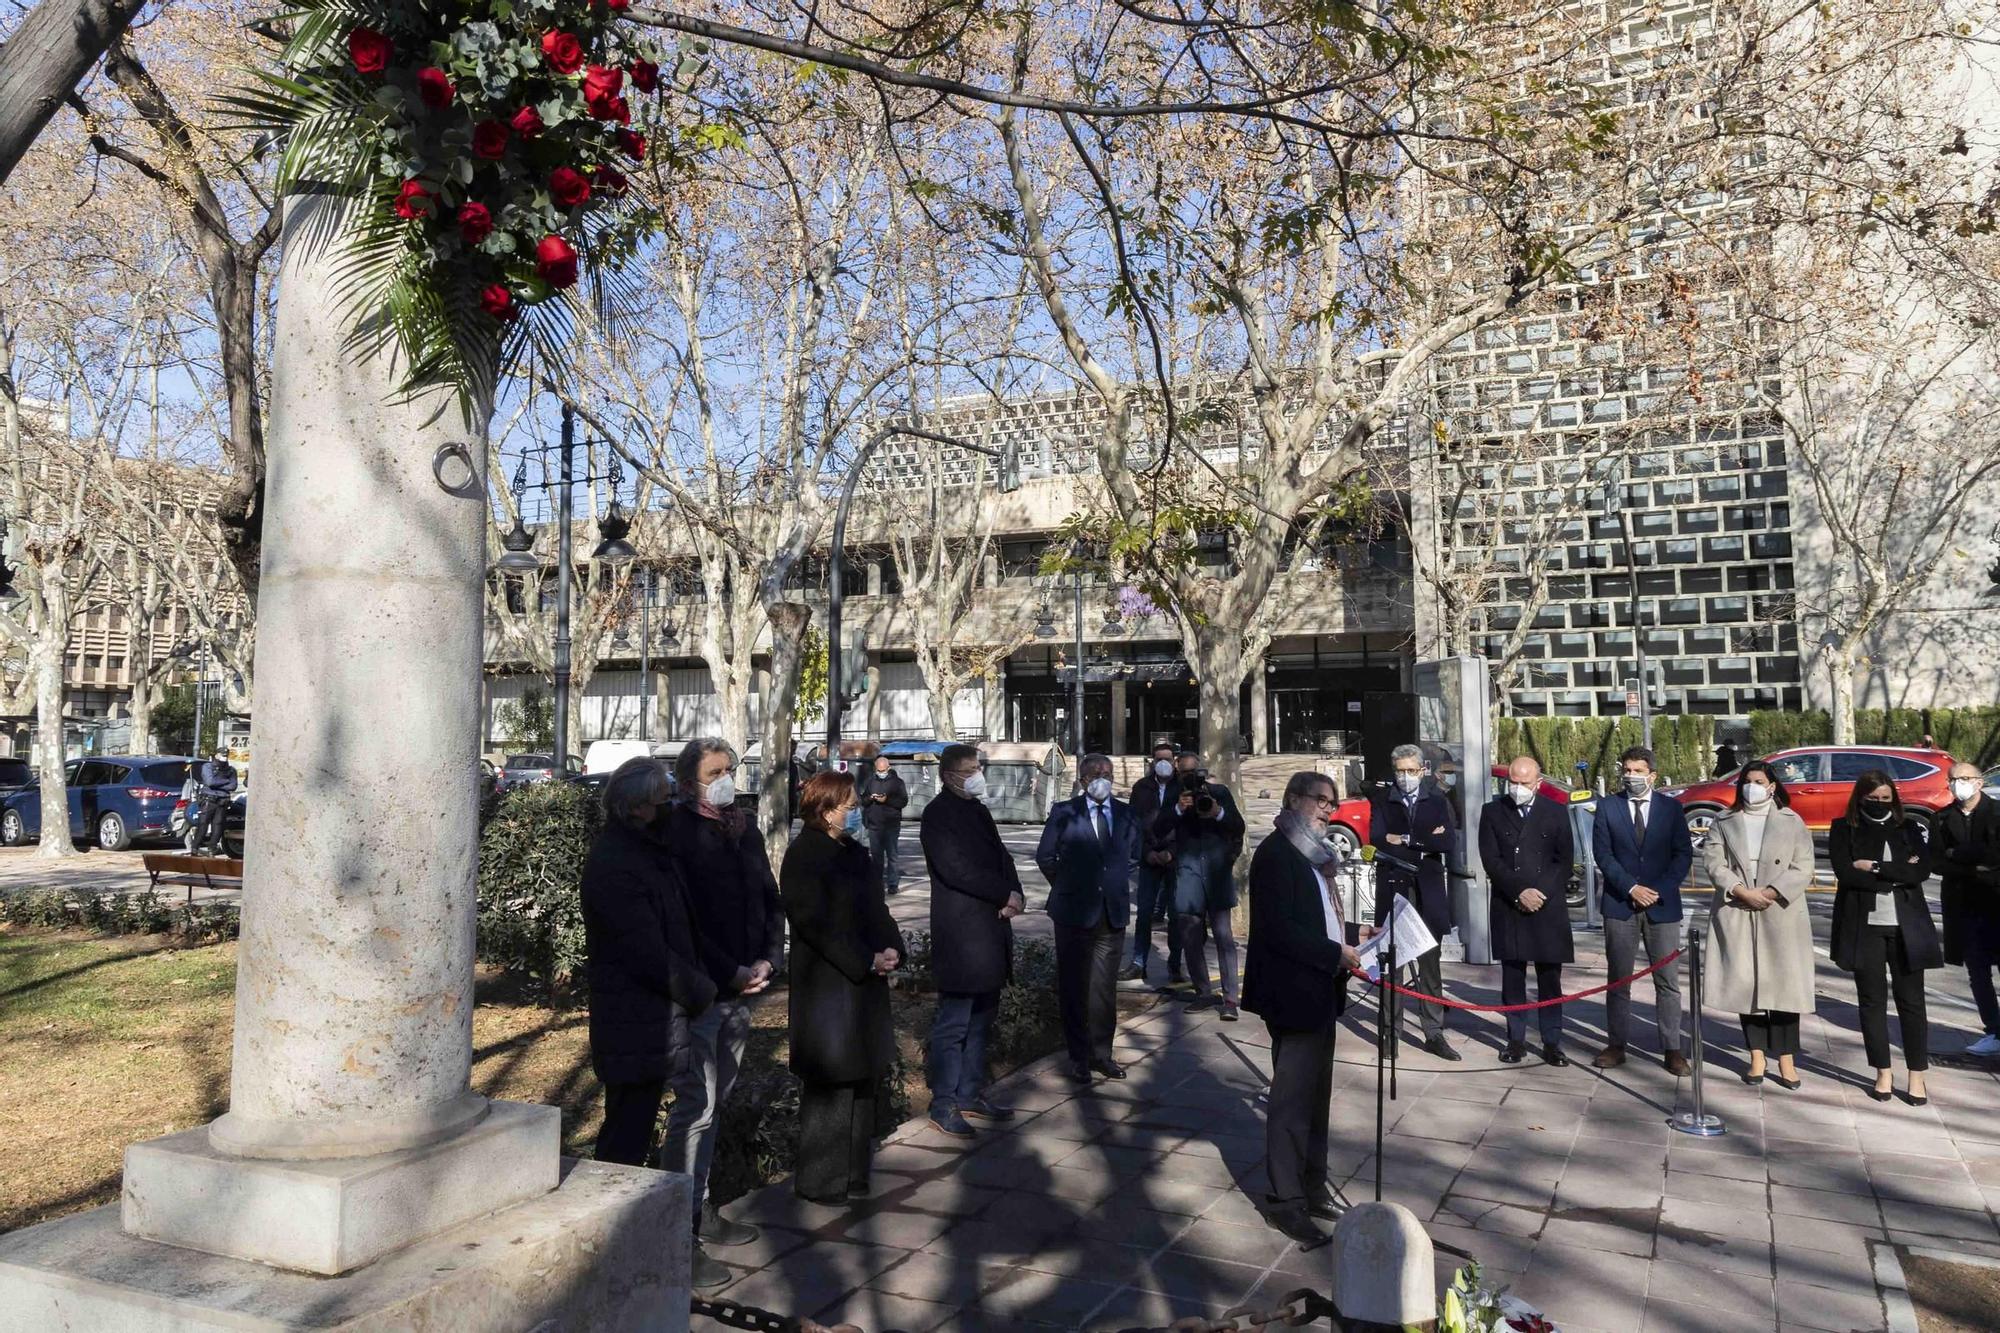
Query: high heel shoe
1867 1085 1893 1102
1905 1085 1929 1107
1741 1069 1765 1085
1772 1073 1801 1090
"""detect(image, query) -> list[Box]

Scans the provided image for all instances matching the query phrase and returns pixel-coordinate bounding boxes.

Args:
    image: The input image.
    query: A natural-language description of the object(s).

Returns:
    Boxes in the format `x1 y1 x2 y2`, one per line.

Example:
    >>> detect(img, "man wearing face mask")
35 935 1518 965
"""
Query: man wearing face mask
856 750 910 895
1371 744 1460 1060
1036 753 1141 1083
1124 741 1187 985
662 738 782 1280
1478 756 1575 1066
920 743 1024 1136
1936 761 2000 1057
1159 749 1248 1019
1592 746 1695 1074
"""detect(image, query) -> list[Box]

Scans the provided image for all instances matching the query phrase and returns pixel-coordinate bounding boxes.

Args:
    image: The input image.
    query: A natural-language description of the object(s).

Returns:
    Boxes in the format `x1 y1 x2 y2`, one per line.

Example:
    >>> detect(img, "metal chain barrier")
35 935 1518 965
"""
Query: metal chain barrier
690 1286 1343 1333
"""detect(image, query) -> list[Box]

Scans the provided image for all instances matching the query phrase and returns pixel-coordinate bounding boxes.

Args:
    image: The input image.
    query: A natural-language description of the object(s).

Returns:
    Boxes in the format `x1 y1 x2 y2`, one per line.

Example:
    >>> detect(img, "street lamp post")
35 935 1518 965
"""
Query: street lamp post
1071 567 1085 758
553 405 574 770
1604 476 1653 750
824 425 1018 750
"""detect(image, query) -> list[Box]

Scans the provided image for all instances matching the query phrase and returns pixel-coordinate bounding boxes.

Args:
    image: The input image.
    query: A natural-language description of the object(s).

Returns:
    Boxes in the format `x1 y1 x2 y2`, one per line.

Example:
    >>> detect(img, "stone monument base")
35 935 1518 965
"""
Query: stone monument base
122 1099 559 1274
0 1159 689 1332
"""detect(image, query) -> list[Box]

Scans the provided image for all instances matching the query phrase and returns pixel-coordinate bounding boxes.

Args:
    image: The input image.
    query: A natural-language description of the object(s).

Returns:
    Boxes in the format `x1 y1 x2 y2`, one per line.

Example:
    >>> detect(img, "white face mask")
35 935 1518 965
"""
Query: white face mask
1624 774 1652 797
1440 772 1458 790
1742 781 1772 807
1953 778 1982 803
1394 772 1421 794
1085 777 1113 802
703 774 736 807
1509 782 1536 805
958 771 988 799
1153 759 1174 778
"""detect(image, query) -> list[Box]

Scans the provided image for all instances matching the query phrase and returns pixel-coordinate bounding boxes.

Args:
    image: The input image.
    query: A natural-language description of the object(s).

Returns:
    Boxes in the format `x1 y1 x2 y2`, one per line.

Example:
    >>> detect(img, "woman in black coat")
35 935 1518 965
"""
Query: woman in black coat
781 770 905 1203
582 758 718 1167
1829 770 1940 1105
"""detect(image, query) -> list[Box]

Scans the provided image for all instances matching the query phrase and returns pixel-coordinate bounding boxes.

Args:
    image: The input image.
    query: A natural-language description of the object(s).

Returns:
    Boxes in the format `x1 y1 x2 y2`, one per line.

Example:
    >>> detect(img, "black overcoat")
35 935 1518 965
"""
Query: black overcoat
1370 786 1458 939
662 801 785 991
780 827 905 1085
1477 795 1575 964
1829 817 1942 973
1935 796 2000 966
920 790 1021 994
1241 834 1350 1032
857 769 909 835
581 819 718 1085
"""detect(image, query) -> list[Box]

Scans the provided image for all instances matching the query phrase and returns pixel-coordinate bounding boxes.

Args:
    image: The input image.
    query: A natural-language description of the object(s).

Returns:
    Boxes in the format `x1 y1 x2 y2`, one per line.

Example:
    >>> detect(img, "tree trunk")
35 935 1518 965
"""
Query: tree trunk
1186 627 1246 793
757 601 810 864
916 646 959 740
712 658 753 753
30 614 75 859
128 669 155 755
1827 646 1858 745
0 0 149 186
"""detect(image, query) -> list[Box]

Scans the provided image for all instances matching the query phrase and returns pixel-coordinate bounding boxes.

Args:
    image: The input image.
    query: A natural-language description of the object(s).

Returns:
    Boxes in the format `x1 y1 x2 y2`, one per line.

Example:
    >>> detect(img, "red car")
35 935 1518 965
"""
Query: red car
1665 745 1959 845
1323 765 1586 857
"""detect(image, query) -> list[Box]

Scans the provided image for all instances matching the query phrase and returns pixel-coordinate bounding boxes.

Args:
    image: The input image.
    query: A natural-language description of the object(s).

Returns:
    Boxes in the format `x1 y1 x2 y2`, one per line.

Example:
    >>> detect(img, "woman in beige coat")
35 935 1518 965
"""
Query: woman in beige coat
1701 761 1818 1087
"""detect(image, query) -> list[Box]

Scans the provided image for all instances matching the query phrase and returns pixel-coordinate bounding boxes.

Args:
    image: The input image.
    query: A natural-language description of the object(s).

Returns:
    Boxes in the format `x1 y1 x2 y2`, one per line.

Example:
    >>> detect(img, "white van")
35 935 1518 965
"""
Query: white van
582 740 660 775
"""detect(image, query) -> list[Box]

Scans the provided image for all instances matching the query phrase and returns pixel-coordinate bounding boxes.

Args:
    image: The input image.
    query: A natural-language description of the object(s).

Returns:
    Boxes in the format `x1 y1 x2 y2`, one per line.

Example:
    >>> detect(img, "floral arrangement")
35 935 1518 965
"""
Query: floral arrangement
1440 1262 1560 1333
230 0 693 412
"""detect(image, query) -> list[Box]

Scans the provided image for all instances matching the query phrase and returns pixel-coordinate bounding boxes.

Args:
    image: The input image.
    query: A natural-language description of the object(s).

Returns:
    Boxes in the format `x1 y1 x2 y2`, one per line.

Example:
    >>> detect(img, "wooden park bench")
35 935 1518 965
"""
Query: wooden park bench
141 852 245 904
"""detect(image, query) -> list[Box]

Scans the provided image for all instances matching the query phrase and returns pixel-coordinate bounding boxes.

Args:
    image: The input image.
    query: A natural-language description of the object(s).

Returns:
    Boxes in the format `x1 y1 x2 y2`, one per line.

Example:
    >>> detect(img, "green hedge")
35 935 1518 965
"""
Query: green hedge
0 888 239 944
1494 715 1715 788
475 780 600 998
1748 707 2000 765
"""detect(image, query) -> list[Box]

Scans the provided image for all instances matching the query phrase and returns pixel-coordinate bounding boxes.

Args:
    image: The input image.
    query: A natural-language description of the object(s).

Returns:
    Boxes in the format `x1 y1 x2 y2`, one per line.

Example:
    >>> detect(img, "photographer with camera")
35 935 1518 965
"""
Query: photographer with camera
1153 750 1247 1019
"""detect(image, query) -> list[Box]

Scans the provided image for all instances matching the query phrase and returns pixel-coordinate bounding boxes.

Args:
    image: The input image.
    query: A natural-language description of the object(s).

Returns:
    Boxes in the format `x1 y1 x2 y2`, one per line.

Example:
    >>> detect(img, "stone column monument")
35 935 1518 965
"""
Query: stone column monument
0 202 689 1329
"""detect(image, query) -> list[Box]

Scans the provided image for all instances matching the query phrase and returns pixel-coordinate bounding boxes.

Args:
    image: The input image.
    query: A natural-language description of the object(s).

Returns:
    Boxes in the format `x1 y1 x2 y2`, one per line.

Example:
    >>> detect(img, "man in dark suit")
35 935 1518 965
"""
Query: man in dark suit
1036 752 1141 1083
1124 740 1185 984
1371 743 1460 1060
1592 745 1694 1074
1479 755 1575 1067
1243 770 1364 1246
919 743 1023 1138
856 751 910 894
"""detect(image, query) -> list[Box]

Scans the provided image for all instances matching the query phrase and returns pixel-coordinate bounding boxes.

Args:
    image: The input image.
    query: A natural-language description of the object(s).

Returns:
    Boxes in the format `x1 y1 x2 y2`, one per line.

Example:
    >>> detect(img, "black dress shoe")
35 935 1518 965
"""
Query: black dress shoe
1067 1061 1094 1084
1090 1059 1127 1080
1867 1087 1893 1102
847 1180 871 1198
1423 1036 1462 1062
690 1245 734 1290
1265 1202 1329 1247
1541 1045 1570 1068
1499 1043 1526 1064
1305 1189 1343 1221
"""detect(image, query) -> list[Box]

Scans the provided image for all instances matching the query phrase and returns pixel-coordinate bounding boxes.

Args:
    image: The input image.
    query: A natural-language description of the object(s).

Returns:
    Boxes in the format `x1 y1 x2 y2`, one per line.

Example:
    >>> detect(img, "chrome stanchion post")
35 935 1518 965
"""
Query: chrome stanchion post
1670 925 1726 1137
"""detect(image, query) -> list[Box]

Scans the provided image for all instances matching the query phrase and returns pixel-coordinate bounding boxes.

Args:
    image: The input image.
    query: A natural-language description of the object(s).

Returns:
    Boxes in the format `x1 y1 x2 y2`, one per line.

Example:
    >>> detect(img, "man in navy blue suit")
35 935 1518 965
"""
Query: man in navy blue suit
1592 744 1694 1074
1036 752 1141 1084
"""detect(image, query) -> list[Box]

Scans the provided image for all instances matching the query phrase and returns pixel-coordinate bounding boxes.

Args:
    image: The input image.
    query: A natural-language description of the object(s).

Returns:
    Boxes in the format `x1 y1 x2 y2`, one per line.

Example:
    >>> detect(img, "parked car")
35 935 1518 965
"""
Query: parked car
1983 763 2000 802
169 791 247 859
0 755 198 850
0 756 31 795
582 739 658 775
1665 745 1959 846
497 752 579 792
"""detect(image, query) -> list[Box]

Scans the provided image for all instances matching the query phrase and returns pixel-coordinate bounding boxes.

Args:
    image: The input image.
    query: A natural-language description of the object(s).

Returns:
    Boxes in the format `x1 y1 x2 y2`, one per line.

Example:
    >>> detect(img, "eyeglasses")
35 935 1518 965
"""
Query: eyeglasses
1307 792 1335 808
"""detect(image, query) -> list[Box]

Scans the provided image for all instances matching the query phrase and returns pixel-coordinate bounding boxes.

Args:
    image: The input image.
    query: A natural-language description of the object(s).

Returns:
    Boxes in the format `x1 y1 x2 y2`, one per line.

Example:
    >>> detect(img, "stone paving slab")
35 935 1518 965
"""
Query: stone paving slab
704 919 2000 1332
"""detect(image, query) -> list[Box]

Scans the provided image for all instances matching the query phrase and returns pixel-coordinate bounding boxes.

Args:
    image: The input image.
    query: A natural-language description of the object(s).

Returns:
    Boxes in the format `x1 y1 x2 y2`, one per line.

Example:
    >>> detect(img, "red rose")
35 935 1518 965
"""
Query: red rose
549 166 592 208
480 284 516 321
593 166 629 198
582 65 623 104
596 94 630 124
510 106 545 140
535 235 579 289
348 27 391 76
458 201 494 244
615 128 647 161
603 0 628 10
471 119 510 160
541 30 585 75
417 66 454 109
630 60 659 94
392 179 430 220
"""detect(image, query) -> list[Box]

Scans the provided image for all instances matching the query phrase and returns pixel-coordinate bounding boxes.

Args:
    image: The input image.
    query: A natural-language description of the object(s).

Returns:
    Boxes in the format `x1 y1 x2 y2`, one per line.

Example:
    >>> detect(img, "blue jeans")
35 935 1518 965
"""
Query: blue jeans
1132 864 1184 975
928 990 998 1112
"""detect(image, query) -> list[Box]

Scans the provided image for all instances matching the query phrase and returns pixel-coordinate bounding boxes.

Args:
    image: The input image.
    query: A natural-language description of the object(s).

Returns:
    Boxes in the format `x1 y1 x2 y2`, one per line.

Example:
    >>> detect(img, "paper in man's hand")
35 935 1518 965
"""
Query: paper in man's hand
1354 895 1439 981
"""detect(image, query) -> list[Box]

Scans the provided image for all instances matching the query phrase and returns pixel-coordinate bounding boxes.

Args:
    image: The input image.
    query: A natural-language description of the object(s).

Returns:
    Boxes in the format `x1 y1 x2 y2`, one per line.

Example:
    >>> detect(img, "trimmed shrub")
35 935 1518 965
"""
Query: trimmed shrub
1496 715 1713 788
475 780 600 998
1748 708 1832 755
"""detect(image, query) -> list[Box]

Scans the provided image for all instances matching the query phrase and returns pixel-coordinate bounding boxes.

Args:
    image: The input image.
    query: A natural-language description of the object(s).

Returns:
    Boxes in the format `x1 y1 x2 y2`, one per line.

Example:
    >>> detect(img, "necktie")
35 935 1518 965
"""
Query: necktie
1633 798 1648 837
1093 802 1111 846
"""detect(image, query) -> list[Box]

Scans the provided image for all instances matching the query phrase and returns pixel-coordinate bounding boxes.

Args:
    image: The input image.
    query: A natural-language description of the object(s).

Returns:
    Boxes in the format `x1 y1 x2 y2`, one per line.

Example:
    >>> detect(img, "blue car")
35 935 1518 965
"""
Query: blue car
0 754 200 851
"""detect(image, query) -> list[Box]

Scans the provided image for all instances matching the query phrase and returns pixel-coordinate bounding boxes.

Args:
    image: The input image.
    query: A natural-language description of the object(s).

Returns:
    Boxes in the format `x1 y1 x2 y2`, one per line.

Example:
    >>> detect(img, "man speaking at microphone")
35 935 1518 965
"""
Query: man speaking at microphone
1371 744 1460 1060
1243 770 1365 1247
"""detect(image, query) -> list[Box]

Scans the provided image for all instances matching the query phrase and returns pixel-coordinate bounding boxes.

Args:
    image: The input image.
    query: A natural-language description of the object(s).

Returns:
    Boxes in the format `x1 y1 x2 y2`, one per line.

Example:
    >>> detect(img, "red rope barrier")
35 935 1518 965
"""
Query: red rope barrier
1349 947 1685 1013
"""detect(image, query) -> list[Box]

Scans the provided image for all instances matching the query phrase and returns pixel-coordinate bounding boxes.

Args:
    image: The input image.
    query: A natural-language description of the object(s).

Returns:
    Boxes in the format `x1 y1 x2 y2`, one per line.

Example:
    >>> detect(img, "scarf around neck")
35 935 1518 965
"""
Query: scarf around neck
1276 809 1342 867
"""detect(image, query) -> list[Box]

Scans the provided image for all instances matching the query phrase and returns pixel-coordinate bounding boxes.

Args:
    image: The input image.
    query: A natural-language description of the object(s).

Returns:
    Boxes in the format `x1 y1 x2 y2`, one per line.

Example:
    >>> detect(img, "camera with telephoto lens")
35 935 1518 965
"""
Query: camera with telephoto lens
1180 768 1217 816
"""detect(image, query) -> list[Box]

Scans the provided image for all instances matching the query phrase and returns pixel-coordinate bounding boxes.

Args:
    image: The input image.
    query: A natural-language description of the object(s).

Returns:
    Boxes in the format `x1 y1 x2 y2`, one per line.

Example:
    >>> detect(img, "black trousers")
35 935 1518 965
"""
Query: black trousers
1056 921 1124 1066
1265 1018 1337 1204
1968 961 1999 1036
867 824 902 893
1501 961 1564 1047
797 1078 876 1200
1740 1011 1801 1057
596 1076 667 1167
1852 927 1930 1072
1398 946 1446 1043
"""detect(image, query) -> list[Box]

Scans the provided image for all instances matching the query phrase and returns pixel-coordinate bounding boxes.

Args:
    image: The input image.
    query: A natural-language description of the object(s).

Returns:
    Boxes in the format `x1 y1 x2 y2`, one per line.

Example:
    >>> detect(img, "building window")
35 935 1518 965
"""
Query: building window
1660 539 1698 564
1709 595 1750 623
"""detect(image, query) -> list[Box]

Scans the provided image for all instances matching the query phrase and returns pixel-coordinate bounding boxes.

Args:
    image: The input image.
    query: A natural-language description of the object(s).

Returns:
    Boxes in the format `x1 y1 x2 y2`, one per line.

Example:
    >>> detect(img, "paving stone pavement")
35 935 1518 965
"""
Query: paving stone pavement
705 927 2000 1333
